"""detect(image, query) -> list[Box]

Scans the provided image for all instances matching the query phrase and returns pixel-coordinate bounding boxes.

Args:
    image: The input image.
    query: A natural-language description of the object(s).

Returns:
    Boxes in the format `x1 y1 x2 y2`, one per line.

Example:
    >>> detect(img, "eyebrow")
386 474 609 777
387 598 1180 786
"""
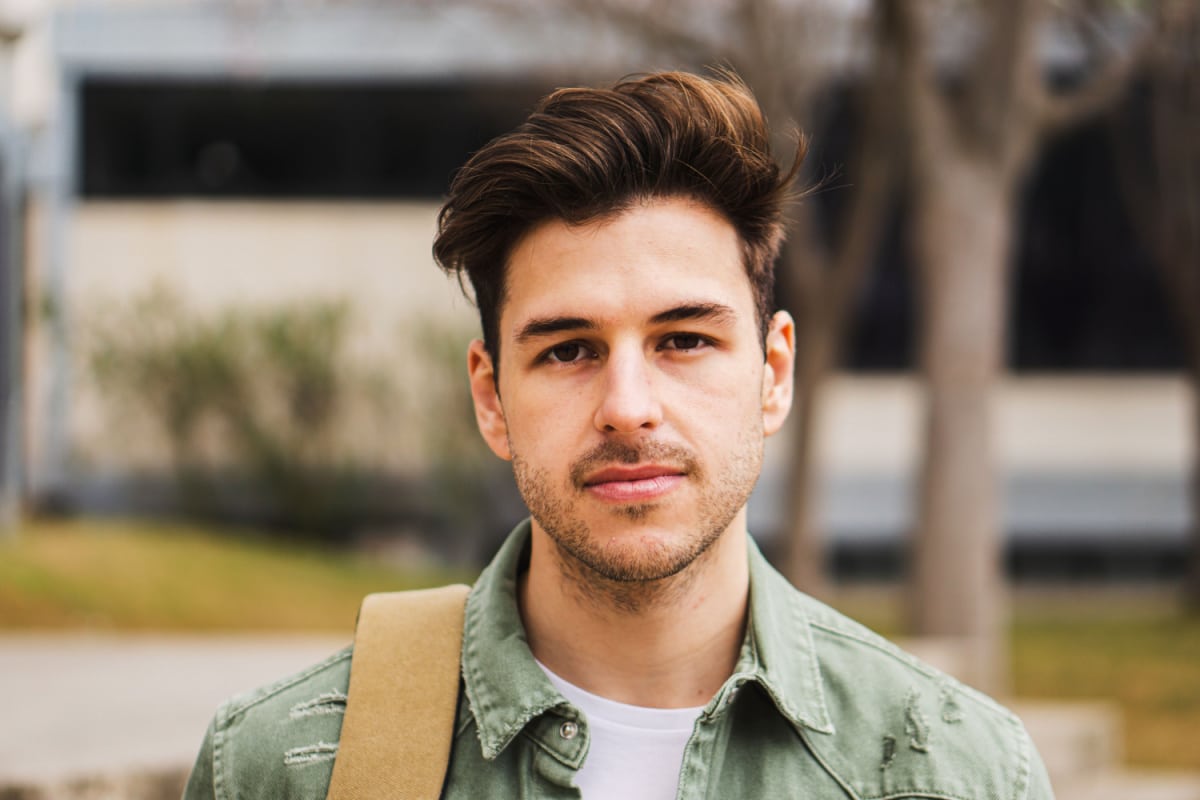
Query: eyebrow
649 302 738 327
513 302 739 345
514 316 597 344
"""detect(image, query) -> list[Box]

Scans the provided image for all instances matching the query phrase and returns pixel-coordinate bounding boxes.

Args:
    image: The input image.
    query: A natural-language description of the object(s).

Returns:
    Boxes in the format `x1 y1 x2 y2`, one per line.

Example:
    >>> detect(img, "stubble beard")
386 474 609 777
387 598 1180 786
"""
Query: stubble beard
511 428 763 612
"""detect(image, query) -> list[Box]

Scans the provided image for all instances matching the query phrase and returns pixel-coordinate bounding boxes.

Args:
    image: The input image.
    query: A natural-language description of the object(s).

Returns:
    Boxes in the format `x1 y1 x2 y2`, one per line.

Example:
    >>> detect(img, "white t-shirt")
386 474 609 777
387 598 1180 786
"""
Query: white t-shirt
537 661 705 800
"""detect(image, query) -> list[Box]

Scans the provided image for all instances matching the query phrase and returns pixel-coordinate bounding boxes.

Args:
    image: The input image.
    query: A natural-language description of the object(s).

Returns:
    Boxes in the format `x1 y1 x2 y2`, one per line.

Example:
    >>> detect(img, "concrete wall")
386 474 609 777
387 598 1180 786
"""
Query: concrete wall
35 199 479 482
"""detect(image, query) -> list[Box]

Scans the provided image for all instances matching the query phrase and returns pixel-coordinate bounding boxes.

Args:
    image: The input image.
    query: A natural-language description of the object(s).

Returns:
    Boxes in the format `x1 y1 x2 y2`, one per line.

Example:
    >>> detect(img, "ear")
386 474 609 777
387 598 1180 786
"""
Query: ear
467 339 512 461
760 311 795 437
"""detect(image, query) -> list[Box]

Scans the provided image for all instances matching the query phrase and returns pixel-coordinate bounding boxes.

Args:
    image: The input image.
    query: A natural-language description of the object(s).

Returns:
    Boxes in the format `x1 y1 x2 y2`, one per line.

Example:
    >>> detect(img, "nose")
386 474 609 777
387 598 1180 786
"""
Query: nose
593 345 664 433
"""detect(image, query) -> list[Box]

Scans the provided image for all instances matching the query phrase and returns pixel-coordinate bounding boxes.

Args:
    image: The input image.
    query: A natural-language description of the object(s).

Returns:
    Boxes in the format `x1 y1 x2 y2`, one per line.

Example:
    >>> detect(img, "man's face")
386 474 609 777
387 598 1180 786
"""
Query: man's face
468 197 794 584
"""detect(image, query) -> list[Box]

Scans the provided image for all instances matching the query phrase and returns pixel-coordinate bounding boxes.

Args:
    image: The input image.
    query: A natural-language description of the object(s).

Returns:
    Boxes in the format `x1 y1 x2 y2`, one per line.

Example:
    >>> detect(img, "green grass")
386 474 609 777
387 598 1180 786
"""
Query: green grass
0 518 471 633
2 522 1198 769
1012 608 1200 770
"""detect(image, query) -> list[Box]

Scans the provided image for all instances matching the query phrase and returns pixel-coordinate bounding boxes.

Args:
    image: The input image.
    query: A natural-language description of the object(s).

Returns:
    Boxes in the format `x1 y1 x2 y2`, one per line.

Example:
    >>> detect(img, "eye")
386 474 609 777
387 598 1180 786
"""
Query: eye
543 341 594 364
661 333 709 352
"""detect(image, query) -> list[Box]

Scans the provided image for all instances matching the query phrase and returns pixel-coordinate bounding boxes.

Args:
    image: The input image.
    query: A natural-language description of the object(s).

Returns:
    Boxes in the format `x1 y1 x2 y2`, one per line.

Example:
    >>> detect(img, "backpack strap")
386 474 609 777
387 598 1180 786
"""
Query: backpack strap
326 584 472 800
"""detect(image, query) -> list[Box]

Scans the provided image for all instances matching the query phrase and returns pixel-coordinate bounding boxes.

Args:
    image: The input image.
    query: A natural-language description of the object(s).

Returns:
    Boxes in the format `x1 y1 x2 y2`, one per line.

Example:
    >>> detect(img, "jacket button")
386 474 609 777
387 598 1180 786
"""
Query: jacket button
559 721 579 740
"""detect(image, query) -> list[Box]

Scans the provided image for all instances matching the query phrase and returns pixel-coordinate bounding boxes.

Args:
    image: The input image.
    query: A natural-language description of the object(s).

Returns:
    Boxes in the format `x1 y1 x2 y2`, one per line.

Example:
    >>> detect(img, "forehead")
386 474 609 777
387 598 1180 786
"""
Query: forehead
500 198 754 333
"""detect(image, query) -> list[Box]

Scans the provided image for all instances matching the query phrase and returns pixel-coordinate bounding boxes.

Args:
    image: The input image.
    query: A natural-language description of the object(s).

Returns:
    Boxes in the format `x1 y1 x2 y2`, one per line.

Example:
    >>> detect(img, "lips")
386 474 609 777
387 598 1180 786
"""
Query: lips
582 464 686 503
584 464 683 485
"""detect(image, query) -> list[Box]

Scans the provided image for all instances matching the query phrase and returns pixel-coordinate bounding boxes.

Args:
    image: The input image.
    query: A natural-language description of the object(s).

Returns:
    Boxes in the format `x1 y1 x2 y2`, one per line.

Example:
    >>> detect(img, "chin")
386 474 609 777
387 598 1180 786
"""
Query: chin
589 521 718 577
602 501 663 523
587 539 696 583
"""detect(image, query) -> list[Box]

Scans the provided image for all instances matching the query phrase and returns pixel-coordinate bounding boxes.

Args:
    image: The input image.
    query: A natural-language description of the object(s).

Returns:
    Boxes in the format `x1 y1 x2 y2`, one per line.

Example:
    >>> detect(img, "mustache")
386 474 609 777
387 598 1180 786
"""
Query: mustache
569 440 699 488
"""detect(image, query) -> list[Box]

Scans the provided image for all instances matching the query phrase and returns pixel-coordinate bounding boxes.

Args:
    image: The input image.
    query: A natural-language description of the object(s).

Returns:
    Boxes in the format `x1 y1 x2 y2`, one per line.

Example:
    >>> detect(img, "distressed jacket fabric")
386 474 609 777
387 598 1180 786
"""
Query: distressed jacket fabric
183 520 1055 800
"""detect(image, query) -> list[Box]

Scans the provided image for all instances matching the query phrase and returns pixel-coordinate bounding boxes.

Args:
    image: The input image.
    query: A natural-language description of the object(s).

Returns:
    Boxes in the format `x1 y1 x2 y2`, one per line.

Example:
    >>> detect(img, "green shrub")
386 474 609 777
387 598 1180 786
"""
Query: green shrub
89 290 379 539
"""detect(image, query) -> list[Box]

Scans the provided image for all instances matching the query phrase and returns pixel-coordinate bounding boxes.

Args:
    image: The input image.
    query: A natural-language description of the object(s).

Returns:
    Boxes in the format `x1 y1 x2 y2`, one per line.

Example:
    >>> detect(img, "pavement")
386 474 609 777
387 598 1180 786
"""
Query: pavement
0 633 347 791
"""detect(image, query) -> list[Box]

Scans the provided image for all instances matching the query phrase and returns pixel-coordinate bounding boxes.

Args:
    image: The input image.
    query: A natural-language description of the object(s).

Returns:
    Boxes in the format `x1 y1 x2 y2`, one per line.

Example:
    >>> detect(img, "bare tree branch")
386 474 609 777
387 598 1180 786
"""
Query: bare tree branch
1035 9 1156 140
571 0 732 63
826 6 902 332
963 0 1045 164
888 0 956 175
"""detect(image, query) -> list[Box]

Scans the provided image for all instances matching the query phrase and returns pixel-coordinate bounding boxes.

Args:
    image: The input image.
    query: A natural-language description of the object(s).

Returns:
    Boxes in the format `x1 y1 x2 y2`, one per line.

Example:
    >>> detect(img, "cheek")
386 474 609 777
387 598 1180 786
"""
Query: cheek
670 358 763 412
502 392 573 464
665 368 765 445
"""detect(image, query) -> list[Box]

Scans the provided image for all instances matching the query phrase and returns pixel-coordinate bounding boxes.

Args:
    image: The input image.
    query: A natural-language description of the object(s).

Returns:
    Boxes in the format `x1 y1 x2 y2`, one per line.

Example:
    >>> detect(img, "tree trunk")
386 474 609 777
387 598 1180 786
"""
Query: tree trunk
910 158 1011 694
1187 367 1200 608
780 308 835 598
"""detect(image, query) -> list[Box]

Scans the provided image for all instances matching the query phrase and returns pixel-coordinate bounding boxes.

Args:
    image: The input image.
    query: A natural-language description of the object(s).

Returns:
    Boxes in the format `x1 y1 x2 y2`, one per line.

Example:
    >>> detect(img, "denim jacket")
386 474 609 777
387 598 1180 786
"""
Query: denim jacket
183 520 1054 799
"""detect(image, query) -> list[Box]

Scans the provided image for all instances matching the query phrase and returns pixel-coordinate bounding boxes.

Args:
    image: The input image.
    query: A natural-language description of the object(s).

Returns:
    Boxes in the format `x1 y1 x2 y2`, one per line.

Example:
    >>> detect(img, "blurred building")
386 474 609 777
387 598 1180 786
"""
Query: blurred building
16 1 643 544
3 0 1191 576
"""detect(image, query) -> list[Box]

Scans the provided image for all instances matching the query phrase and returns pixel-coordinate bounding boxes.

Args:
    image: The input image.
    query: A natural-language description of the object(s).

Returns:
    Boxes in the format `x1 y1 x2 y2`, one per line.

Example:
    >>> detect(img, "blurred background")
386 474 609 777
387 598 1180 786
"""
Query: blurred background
0 0 1197 798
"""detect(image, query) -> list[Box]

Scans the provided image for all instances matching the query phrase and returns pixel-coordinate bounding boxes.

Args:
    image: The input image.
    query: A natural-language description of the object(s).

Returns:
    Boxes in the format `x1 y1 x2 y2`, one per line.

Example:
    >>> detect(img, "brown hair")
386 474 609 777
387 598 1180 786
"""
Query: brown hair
433 69 805 367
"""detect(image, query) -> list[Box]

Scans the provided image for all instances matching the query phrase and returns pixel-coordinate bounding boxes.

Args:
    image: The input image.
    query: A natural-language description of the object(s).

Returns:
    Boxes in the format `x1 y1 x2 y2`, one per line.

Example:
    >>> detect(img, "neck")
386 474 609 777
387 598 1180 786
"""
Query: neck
518 513 750 709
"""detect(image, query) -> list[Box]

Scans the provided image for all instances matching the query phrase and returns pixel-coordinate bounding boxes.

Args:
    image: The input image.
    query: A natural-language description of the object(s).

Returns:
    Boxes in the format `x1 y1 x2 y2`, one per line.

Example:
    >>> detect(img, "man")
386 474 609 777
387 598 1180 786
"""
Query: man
184 70 1054 799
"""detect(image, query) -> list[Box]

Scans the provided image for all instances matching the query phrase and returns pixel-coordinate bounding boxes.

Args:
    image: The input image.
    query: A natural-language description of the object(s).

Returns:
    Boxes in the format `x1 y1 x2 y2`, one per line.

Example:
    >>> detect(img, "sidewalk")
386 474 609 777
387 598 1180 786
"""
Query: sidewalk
0 633 346 794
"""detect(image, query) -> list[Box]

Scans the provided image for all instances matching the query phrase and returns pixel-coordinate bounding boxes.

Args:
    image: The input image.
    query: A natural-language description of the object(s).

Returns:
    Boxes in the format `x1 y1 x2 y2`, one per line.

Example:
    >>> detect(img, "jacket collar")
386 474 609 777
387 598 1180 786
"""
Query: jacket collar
740 535 835 735
461 520 834 761
461 520 565 760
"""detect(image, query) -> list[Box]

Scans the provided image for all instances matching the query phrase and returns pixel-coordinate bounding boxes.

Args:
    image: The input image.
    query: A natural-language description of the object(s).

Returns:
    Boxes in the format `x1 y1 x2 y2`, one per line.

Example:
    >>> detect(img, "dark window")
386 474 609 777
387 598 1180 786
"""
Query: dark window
803 82 1183 372
1011 93 1185 371
80 76 1183 371
80 79 550 198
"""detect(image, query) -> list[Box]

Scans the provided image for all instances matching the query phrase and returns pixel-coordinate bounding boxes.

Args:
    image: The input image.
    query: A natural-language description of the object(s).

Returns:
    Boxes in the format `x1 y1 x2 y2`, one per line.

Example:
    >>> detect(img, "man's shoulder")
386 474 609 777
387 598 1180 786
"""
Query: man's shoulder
793 595 1047 799
218 644 353 733
190 646 354 800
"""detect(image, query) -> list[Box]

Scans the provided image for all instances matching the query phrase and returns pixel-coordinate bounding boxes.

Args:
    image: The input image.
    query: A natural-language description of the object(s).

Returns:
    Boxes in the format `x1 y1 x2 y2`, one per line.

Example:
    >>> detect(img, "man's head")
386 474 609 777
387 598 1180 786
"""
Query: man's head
434 69 804 369
434 70 802 596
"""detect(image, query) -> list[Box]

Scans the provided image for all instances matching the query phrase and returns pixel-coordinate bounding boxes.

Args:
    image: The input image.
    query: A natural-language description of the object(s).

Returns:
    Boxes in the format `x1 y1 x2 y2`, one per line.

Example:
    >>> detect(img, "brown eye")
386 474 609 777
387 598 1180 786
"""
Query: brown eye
549 342 585 363
664 334 704 351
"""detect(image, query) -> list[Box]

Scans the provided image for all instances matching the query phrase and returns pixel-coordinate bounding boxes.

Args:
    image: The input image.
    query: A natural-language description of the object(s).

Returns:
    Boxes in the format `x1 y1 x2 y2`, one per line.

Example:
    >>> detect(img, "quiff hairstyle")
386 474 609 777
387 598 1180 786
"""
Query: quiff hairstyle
433 69 805 368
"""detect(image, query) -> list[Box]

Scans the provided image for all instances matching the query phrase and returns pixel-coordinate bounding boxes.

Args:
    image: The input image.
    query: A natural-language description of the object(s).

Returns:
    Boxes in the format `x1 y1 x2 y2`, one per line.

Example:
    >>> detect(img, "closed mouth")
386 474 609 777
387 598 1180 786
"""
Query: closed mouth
582 464 686 486
581 464 687 503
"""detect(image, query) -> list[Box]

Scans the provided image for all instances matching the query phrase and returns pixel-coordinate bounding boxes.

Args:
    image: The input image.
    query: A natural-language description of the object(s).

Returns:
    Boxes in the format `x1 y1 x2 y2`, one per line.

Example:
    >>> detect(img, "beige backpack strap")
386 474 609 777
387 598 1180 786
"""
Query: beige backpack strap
326 584 471 800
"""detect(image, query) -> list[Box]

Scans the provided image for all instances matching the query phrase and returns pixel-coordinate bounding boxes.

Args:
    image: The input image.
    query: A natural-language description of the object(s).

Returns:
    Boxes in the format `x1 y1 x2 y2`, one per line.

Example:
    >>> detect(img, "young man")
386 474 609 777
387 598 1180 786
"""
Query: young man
184 71 1054 799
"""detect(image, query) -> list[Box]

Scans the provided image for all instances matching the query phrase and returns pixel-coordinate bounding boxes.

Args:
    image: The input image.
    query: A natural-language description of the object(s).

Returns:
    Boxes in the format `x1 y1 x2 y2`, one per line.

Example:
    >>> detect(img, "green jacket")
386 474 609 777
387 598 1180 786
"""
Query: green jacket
183 520 1054 799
